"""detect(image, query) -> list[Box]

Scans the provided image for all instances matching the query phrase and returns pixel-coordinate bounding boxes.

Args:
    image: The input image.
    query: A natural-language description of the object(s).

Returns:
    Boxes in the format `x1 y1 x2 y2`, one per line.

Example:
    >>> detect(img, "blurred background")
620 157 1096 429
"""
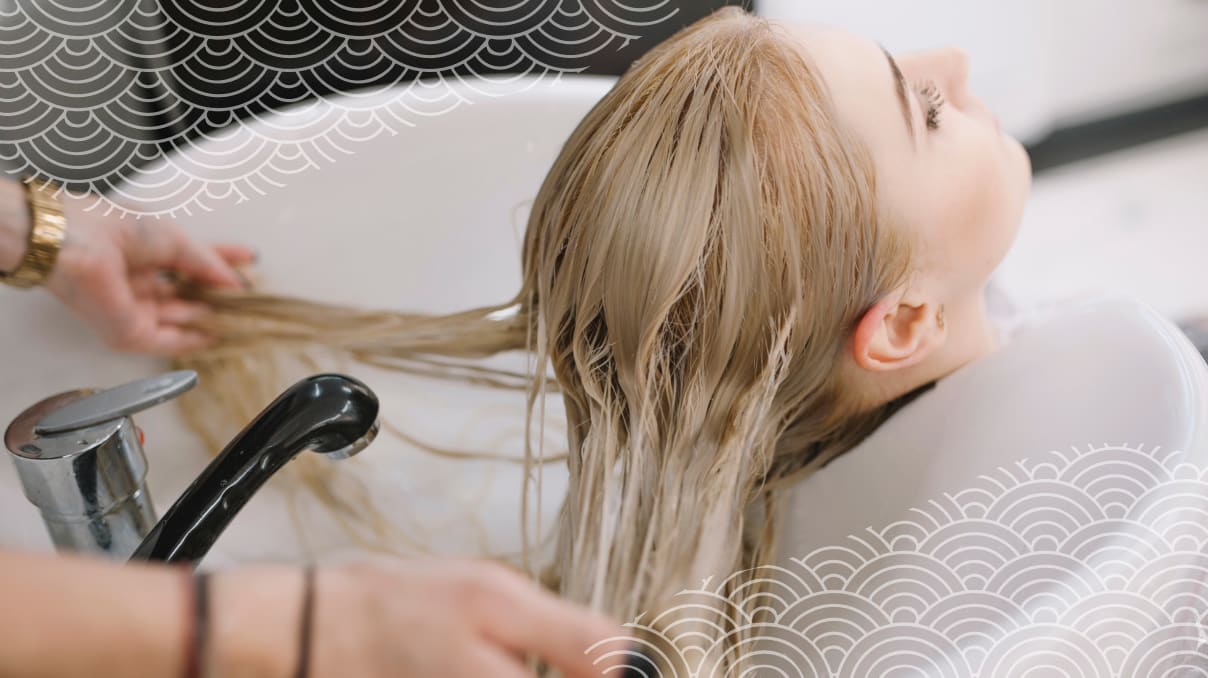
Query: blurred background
0 0 1205 317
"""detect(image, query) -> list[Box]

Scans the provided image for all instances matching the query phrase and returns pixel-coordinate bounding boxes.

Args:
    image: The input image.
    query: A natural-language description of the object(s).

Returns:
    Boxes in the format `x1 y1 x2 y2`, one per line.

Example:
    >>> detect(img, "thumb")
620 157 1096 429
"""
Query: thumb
171 236 245 289
121 219 245 290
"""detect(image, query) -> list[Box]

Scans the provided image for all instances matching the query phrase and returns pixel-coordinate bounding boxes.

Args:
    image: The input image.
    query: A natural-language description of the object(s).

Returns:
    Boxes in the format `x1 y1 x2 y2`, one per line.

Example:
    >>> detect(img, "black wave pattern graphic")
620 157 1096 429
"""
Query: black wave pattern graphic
593 444 1208 677
0 0 677 200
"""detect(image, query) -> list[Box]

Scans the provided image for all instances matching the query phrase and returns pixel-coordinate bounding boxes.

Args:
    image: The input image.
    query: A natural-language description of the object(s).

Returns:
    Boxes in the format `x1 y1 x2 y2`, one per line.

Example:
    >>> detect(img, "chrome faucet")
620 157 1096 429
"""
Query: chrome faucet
4 370 379 565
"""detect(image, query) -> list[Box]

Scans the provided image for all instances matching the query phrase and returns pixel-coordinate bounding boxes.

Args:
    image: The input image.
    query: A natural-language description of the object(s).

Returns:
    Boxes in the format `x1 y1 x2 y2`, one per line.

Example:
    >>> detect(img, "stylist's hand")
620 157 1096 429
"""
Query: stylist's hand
312 558 627 678
44 192 255 355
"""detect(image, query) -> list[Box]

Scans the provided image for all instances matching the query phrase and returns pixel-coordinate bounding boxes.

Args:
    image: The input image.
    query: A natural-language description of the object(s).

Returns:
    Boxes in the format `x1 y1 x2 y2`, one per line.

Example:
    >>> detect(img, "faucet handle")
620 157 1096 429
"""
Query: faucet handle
34 370 198 435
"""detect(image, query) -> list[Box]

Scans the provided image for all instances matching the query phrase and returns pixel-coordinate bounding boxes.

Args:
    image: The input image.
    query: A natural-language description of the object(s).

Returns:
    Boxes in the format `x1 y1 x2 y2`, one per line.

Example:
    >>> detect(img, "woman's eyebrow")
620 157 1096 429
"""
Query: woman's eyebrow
880 44 916 148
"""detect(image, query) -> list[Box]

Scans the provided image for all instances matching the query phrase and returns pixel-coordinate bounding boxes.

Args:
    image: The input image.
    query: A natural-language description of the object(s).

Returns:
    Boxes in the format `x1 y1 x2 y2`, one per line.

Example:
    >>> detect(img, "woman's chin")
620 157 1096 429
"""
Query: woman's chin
1009 133 1034 191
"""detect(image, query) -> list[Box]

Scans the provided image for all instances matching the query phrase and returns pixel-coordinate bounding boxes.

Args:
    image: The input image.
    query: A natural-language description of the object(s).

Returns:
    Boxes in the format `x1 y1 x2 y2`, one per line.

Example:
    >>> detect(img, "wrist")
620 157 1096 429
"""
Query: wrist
304 566 359 677
208 566 303 678
0 176 29 273
0 177 66 289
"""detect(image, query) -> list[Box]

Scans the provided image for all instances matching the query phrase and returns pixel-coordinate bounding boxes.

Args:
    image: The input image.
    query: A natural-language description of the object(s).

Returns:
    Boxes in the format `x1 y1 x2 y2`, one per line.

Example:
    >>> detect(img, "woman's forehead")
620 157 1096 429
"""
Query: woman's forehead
776 22 914 158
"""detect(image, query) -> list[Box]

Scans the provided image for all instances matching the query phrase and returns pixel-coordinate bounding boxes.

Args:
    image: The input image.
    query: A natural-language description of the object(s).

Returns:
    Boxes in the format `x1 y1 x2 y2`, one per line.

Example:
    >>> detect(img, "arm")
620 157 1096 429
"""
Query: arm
0 176 29 272
0 548 298 678
0 175 256 355
0 549 633 678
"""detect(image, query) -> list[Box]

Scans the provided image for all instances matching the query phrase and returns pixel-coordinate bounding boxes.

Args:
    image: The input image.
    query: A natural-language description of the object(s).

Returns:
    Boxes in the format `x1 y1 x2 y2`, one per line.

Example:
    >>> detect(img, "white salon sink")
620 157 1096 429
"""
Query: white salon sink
0 75 620 565
762 295 1208 674
3 74 1208 671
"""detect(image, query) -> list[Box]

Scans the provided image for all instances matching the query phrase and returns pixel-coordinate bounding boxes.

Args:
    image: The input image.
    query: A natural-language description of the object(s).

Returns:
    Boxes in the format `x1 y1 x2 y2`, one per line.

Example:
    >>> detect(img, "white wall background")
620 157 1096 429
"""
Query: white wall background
756 0 1208 145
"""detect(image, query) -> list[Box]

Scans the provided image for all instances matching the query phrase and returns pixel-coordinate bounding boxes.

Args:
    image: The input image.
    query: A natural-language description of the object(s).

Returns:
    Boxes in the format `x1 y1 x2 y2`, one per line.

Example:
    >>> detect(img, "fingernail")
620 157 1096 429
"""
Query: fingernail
623 646 657 678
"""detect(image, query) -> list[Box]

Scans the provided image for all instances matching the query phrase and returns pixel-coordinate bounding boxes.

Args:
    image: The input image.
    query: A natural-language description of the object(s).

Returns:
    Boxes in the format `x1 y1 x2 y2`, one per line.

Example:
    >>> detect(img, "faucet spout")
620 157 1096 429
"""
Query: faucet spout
129 374 379 564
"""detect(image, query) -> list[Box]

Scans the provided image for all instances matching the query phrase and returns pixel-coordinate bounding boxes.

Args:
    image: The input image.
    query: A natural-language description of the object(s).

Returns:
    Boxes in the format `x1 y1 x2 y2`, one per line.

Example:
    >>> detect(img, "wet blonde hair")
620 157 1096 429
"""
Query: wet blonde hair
177 5 920 671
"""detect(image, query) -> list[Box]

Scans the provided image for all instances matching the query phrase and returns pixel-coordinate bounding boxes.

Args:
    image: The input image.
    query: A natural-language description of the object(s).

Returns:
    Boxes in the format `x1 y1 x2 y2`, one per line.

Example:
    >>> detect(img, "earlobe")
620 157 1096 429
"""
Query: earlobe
851 292 944 372
851 295 896 371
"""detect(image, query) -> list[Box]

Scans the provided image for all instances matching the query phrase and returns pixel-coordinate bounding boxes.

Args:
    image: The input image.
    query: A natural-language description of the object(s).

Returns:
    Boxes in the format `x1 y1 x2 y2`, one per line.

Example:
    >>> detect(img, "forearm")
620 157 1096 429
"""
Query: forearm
0 176 29 273
0 549 298 678
0 549 188 678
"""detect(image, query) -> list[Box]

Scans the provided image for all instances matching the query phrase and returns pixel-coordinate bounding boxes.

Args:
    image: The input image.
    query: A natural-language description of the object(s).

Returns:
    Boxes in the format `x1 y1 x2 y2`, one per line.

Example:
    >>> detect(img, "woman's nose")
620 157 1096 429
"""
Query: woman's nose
902 46 970 108
941 46 971 106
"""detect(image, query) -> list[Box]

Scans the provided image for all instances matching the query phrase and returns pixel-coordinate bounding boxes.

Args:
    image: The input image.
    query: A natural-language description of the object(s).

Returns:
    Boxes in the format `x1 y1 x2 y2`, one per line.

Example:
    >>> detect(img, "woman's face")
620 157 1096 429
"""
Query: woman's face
780 22 1032 298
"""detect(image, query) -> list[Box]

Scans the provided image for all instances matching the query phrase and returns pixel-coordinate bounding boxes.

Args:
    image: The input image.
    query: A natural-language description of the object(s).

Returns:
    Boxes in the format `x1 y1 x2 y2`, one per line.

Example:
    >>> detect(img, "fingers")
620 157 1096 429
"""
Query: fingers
170 232 246 289
82 279 217 355
107 273 218 353
133 324 217 356
463 563 632 678
123 218 252 290
460 644 539 678
46 210 250 355
213 244 258 289
156 298 212 327
129 271 177 300
315 558 635 678
102 308 215 356
213 243 257 266
128 300 216 355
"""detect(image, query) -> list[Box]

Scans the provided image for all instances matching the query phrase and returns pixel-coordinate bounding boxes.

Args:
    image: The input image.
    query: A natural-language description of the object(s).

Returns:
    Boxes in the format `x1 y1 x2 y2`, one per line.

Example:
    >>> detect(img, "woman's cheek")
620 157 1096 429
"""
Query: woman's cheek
940 132 1007 283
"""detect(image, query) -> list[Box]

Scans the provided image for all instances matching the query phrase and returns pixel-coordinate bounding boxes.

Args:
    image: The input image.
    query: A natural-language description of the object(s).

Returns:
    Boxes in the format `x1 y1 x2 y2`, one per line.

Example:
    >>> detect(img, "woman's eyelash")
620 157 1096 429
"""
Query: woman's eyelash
914 80 945 130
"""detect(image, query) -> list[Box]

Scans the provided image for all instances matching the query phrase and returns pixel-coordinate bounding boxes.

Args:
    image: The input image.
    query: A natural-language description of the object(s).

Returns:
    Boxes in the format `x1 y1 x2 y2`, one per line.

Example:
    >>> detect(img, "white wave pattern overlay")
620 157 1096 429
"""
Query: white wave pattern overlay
0 0 678 214
594 444 1208 677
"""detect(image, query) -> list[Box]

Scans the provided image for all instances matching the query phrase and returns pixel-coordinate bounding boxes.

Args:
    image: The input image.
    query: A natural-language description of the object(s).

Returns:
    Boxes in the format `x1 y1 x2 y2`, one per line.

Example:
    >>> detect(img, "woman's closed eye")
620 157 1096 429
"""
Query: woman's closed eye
914 79 946 131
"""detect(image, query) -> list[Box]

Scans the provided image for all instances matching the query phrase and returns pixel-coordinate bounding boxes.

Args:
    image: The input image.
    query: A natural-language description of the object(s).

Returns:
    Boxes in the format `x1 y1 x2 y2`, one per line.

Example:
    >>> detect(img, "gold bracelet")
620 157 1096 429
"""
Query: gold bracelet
0 177 66 289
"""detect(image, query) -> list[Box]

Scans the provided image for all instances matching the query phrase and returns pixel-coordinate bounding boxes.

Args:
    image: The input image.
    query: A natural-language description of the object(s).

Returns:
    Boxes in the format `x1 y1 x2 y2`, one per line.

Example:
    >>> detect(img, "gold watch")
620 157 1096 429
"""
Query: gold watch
0 177 66 289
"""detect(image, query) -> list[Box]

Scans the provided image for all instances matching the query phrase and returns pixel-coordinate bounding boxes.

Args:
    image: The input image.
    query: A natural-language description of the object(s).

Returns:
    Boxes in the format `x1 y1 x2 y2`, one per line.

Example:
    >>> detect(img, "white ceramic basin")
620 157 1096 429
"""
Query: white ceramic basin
782 293 1208 553
0 75 619 565
760 295 1208 674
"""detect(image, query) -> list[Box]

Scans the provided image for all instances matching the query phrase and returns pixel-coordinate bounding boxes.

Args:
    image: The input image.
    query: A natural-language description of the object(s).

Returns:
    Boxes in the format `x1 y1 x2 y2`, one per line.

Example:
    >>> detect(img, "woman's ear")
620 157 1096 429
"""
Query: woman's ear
851 288 946 372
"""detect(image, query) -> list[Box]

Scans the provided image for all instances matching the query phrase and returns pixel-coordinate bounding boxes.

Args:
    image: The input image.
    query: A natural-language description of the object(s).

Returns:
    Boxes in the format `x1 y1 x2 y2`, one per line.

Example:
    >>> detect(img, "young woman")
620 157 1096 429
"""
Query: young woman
176 5 1032 671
